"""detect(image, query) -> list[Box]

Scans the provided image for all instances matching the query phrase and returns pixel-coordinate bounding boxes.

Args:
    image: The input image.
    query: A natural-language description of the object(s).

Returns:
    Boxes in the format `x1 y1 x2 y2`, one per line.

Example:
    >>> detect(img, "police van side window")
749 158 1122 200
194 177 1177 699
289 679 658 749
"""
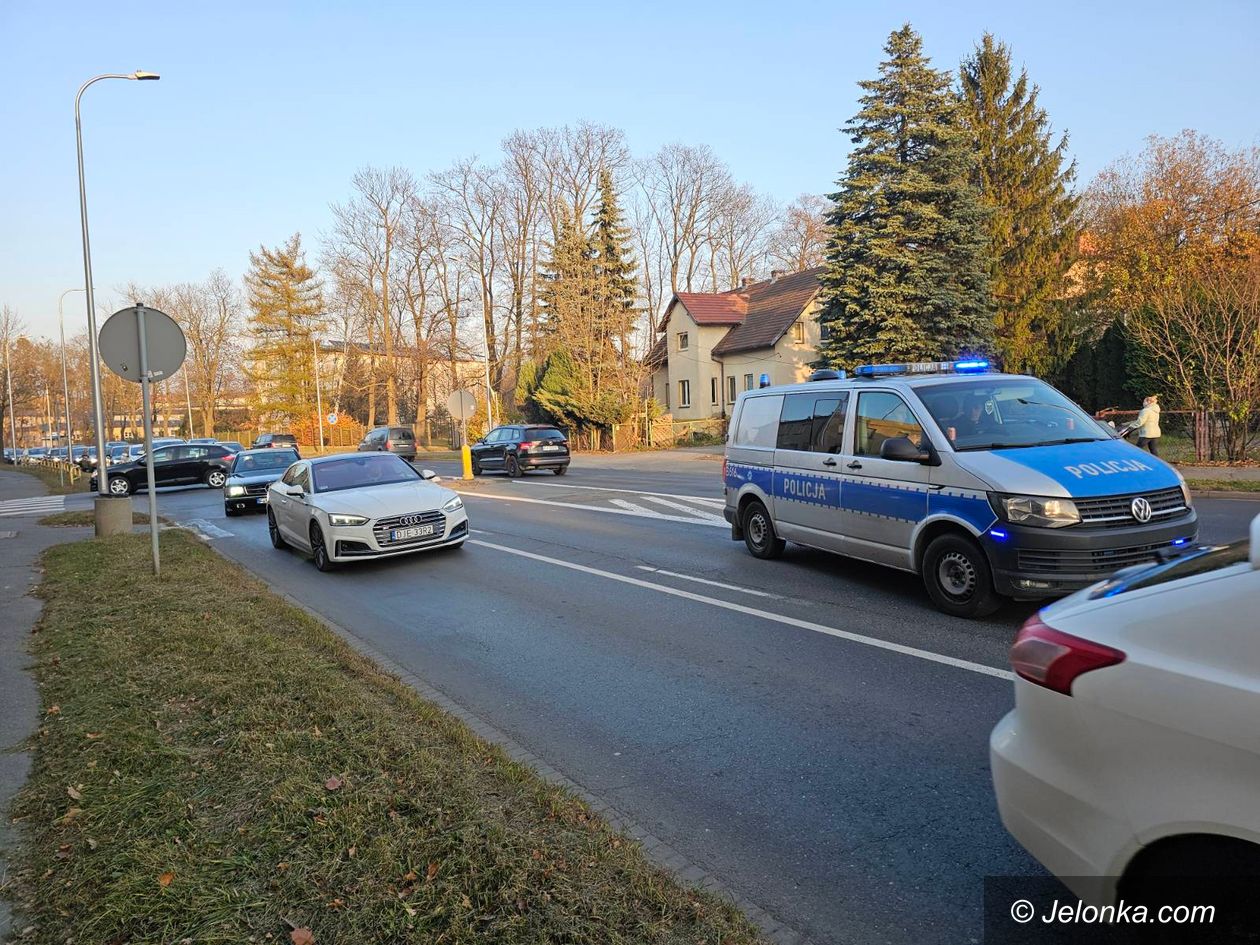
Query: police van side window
855 391 923 456
776 393 849 452
733 395 784 449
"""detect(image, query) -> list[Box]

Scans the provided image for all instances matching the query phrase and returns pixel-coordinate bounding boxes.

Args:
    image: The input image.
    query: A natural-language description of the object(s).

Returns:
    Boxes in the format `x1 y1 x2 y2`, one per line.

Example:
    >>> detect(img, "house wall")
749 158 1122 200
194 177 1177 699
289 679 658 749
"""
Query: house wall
650 297 823 421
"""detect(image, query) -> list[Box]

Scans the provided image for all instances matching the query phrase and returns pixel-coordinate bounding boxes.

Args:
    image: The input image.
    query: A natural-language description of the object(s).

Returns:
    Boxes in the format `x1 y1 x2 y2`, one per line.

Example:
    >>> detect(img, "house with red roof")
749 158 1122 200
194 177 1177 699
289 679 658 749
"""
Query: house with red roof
644 267 824 420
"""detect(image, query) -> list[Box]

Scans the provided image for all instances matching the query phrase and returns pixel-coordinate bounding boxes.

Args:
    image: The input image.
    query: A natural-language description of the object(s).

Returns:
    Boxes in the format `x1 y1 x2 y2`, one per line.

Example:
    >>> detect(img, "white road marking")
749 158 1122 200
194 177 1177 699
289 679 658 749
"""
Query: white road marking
471 538 1014 681
458 489 727 528
634 565 782 599
609 498 669 517
507 479 726 506
639 495 729 524
0 495 67 517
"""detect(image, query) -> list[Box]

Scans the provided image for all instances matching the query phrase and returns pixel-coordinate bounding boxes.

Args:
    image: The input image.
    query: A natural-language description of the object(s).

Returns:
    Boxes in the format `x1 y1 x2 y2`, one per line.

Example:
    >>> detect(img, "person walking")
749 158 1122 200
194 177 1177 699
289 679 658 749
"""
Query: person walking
1133 394 1162 456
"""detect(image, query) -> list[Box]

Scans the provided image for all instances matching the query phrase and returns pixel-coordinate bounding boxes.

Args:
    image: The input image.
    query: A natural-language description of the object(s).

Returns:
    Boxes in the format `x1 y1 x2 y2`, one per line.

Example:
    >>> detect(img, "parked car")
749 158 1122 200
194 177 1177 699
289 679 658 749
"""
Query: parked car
91 443 235 496
470 424 570 477
49 447 69 463
189 437 218 445
991 513 1260 909
252 433 300 454
267 453 466 571
357 425 418 461
219 441 246 453
26 447 49 461
223 447 300 516
124 444 147 462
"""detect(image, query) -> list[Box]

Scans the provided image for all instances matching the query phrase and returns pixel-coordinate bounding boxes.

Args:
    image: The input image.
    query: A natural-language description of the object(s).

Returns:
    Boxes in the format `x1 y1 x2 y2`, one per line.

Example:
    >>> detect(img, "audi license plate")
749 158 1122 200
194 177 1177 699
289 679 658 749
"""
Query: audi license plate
542 444 560 451
390 524 434 542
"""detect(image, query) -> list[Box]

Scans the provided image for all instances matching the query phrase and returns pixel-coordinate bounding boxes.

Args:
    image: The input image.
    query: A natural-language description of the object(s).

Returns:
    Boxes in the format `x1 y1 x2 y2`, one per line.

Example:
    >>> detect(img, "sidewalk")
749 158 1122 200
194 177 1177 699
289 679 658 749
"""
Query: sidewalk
0 471 91 939
1175 464 1260 481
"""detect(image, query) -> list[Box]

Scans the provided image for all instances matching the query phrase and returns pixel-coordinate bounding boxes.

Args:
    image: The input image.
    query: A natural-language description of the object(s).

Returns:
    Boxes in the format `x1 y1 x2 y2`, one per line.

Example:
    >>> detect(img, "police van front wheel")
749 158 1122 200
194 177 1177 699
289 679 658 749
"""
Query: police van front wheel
922 534 1000 618
742 500 785 560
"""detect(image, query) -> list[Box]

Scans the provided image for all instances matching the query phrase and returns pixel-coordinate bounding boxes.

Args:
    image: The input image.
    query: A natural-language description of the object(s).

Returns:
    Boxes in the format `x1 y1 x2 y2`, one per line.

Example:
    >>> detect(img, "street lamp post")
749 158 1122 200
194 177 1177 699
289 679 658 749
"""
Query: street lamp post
313 335 325 451
76 70 160 498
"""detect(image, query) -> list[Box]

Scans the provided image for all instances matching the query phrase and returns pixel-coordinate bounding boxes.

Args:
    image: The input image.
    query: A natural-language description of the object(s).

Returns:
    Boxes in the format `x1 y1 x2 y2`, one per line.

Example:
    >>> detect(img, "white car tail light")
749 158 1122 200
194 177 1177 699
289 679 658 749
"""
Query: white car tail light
1009 614 1125 696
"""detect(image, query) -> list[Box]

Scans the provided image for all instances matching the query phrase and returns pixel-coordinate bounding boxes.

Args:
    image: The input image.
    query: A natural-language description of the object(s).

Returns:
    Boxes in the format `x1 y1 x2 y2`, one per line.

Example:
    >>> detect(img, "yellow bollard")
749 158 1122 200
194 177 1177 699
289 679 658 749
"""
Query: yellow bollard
461 444 473 480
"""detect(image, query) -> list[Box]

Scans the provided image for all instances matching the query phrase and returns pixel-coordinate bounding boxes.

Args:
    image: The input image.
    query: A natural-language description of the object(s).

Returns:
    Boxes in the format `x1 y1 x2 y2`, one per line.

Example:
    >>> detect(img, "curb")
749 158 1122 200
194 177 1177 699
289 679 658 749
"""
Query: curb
1190 490 1260 501
206 544 815 945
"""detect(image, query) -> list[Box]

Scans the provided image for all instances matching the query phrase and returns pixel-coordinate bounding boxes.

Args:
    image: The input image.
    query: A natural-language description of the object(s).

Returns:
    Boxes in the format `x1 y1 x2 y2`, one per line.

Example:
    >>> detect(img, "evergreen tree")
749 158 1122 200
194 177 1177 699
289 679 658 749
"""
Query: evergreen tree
960 33 1079 375
243 233 325 426
590 167 639 367
818 24 994 367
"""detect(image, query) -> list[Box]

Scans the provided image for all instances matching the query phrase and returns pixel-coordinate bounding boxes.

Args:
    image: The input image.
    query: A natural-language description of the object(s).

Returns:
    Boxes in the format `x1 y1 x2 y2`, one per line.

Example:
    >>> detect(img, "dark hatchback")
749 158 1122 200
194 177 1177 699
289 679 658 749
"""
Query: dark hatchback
470 424 570 477
252 433 300 454
91 443 235 496
223 447 301 515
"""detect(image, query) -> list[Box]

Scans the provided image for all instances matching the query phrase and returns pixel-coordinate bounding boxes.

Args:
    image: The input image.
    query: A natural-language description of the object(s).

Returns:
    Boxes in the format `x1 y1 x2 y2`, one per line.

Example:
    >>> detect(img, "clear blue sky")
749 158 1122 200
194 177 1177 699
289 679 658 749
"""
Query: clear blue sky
3 0 1257 338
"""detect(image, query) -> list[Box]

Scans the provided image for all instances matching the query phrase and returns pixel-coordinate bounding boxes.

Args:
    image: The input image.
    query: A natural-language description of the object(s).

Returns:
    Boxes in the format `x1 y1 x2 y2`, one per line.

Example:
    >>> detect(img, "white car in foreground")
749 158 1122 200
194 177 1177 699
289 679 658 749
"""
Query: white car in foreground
267 453 468 571
991 512 1260 905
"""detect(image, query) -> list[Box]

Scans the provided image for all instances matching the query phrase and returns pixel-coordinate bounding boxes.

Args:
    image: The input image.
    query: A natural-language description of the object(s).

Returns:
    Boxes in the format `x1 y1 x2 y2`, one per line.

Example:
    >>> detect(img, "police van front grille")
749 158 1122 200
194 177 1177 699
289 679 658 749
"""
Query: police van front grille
1074 487 1188 528
1017 540 1177 575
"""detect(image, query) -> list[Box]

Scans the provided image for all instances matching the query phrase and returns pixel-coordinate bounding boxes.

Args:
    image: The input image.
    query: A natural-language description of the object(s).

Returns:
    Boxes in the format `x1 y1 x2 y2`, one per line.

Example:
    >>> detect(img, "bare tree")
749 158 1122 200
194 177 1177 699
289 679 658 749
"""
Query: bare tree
709 184 778 290
328 166 418 425
768 193 829 272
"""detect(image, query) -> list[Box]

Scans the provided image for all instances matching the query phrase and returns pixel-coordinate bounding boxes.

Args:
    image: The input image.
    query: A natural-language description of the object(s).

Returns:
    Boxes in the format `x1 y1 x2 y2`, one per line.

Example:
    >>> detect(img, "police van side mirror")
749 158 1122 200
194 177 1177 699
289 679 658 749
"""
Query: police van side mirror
880 436 931 464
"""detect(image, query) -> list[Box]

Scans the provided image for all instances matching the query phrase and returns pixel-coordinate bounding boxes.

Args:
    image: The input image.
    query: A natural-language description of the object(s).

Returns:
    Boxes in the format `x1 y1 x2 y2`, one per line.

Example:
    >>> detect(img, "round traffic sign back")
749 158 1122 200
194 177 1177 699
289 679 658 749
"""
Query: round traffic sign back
446 389 477 420
99 305 187 382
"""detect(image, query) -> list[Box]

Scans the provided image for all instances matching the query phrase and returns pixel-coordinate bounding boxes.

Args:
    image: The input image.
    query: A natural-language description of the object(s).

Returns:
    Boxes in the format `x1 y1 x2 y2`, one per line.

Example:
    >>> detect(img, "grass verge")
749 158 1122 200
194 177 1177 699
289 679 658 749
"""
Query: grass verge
38 510 154 527
1186 479 1260 494
6 529 761 945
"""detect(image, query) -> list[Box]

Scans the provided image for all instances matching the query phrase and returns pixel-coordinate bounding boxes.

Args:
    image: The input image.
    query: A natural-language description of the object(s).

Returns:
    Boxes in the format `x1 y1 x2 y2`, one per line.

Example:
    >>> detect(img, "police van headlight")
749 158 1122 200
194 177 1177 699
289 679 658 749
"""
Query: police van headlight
992 494 1080 528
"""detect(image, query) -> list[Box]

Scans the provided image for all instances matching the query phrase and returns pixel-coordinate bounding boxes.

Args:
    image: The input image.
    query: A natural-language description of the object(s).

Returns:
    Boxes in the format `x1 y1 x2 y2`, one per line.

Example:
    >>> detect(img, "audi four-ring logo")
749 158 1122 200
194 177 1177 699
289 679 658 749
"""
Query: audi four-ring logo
398 514 421 526
1130 496 1153 523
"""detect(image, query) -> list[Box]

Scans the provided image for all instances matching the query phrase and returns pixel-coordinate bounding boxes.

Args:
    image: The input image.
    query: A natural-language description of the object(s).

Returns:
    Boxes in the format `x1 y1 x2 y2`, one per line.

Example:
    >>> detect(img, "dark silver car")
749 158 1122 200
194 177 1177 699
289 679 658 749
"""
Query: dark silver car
357 425 418 461
223 447 301 516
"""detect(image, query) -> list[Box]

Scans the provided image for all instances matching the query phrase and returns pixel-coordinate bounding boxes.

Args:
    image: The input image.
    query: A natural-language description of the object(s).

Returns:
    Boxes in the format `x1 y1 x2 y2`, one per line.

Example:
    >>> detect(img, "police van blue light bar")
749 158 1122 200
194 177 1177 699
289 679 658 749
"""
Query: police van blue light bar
854 359 991 378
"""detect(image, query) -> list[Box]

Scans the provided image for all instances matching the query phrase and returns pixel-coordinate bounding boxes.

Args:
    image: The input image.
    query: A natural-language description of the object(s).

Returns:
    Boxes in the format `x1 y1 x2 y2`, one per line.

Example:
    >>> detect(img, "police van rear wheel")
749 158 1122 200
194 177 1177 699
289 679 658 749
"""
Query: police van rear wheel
742 500 785 560
922 533 1000 618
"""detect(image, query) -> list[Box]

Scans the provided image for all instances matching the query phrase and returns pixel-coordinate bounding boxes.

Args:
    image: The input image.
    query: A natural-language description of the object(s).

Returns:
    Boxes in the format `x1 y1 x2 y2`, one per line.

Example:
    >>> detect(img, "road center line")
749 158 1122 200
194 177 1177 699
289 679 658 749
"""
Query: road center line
471 539 1014 681
634 565 783 599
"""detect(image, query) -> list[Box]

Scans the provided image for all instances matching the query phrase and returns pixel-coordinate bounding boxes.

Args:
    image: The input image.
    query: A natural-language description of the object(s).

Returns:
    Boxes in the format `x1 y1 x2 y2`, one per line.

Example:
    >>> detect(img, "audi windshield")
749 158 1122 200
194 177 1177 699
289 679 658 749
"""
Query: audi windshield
916 379 1110 451
311 454 422 493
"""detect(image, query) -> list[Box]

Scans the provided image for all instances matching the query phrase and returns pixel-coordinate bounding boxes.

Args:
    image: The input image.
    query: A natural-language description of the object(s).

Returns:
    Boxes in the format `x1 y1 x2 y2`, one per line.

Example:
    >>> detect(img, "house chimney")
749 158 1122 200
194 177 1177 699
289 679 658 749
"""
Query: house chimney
770 269 783 283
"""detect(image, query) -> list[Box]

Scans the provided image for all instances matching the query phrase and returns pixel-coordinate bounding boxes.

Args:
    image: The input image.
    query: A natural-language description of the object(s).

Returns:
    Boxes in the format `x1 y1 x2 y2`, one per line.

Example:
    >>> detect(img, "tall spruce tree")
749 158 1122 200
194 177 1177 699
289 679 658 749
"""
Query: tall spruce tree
243 233 325 425
818 25 993 367
960 34 1079 375
590 167 639 368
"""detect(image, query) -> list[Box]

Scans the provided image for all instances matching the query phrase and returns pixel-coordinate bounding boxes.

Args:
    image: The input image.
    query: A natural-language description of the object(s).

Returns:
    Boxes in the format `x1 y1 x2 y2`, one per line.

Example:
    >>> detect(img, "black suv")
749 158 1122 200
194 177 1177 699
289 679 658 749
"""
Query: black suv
252 433 300 454
357 425 418 461
470 424 570 477
91 443 235 496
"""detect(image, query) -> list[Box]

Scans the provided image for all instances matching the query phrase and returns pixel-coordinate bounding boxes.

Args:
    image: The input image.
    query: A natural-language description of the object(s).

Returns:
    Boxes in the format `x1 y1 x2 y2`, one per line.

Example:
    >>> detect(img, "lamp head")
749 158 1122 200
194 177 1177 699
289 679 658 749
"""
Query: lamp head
131 71 160 81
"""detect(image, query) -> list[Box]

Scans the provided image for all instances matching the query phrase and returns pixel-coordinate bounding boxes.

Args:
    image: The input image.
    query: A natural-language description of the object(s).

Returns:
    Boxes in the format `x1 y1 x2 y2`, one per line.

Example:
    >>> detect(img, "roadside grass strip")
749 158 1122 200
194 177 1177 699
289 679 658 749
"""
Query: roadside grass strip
4 464 87 496
6 529 763 945
1186 478 1260 494
38 510 154 527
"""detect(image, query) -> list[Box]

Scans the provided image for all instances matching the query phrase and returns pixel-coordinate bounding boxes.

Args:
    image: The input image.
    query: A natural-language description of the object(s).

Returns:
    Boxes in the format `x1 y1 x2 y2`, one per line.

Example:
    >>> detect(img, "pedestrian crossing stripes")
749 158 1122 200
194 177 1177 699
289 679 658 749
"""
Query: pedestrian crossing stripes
0 495 68 517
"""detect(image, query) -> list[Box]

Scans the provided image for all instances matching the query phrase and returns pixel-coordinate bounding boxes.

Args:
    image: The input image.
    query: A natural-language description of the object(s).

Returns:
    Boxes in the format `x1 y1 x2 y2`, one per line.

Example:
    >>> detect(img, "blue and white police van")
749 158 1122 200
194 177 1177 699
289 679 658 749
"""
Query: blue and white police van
722 361 1198 617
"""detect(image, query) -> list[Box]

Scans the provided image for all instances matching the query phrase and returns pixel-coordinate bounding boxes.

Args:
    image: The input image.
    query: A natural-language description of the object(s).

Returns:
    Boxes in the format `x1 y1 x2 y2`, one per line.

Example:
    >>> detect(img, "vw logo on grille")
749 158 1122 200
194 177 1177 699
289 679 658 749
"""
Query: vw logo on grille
398 513 421 526
1130 496 1153 523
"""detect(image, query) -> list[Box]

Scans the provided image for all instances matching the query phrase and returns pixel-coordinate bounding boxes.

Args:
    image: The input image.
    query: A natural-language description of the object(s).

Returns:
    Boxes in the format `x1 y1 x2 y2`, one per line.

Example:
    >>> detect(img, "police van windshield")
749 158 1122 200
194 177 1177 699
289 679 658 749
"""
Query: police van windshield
916 379 1108 451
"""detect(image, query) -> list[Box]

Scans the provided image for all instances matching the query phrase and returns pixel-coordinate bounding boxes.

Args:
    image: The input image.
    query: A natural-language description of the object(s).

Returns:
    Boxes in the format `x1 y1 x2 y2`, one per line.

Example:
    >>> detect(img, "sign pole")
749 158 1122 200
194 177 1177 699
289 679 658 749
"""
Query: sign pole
136 305 161 576
313 335 325 452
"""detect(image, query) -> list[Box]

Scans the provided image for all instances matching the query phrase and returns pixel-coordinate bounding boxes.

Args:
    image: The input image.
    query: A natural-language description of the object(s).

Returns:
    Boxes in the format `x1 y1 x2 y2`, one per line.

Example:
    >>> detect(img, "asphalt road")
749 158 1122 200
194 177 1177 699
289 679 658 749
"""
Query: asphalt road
72 457 1255 944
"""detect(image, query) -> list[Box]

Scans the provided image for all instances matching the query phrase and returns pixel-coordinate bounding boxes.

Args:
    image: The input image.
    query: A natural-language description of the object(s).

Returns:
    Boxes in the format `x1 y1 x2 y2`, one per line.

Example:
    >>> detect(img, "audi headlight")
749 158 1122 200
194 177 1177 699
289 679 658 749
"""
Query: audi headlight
442 495 463 513
226 485 246 497
992 494 1080 528
328 513 369 526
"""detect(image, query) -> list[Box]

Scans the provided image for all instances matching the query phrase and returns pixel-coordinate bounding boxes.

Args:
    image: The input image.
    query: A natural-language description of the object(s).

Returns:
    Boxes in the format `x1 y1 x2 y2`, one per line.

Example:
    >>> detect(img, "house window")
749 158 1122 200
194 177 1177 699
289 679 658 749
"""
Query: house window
727 376 737 404
743 373 754 391
791 321 805 344
710 377 718 405
678 379 691 408
819 322 832 343
677 332 689 351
